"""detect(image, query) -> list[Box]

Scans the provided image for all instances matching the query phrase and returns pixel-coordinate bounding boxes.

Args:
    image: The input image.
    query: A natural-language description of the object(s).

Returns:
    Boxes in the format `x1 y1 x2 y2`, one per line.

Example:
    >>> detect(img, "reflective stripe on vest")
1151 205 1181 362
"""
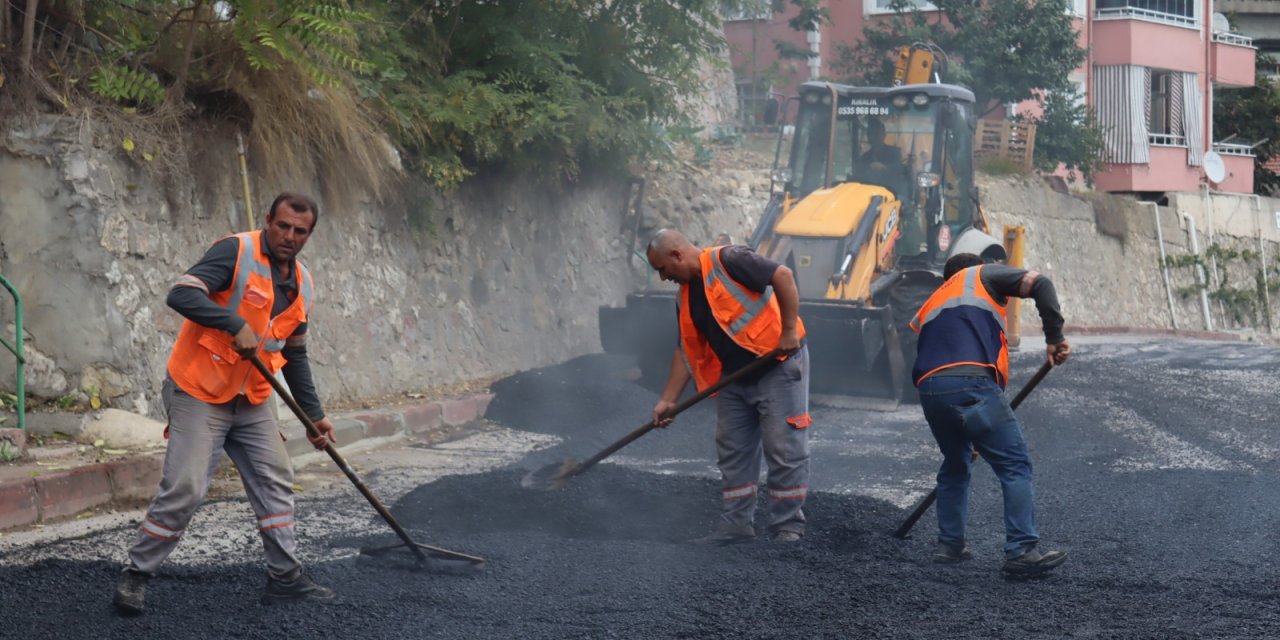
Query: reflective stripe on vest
226 232 273 312
909 267 1006 334
704 249 775 336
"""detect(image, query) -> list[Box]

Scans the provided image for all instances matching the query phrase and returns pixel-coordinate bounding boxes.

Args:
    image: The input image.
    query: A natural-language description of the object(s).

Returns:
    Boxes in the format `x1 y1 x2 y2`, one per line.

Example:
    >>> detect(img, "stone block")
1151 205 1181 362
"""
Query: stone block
474 393 495 420
402 403 444 434
0 478 39 530
24 412 86 437
81 409 166 449
441 398 479 426
35 464 113 521
108 455 164 503
352 411 404 439
331 418 365 448
0 429 26 462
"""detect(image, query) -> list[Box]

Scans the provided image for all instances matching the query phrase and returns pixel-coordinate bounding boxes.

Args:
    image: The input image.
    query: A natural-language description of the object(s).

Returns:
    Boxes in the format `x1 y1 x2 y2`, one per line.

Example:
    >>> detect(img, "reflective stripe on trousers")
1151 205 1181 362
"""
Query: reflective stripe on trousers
714 346 811 536
127 378 303 580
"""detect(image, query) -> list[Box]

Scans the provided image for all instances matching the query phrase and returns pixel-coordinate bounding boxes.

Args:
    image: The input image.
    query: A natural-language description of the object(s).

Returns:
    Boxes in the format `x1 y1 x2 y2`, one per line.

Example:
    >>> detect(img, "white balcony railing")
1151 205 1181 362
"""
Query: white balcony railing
1150 133 1187 146
1095 6 1198 28
1212 31 1255 48
1213 142 1256 157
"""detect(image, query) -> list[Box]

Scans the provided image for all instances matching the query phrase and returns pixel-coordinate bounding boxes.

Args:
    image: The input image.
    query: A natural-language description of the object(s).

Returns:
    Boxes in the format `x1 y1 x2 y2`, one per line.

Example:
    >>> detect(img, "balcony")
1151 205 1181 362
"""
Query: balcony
1211 32 1257 87
1095 0 1198 27
1213 142 1256 193
1092 12 1203 72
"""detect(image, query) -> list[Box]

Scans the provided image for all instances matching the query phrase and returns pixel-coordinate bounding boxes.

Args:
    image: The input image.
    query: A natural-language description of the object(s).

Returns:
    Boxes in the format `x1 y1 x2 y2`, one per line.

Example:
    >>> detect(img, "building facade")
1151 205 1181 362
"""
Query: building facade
724 0 1259 194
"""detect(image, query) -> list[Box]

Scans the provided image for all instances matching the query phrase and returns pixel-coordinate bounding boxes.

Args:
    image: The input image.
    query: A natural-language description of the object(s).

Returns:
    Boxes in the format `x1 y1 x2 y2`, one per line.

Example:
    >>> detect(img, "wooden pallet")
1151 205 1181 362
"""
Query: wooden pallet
975 119 1037 171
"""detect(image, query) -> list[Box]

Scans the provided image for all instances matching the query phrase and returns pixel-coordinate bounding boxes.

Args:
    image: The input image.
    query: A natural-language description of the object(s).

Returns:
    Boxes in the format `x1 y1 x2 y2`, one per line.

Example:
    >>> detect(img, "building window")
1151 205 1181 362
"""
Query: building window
864 0 938 15
1067 0 1086 16
1096 0 1197 27
1148 70 1185 146
737 82 777 128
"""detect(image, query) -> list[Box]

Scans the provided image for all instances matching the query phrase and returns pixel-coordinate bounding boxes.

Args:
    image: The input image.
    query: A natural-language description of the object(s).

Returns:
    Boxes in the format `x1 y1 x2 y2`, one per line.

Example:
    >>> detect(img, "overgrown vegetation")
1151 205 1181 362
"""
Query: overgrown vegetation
841 0 1105 180
1213 56 1280 195
1165 244 1280 327
0 1 743 199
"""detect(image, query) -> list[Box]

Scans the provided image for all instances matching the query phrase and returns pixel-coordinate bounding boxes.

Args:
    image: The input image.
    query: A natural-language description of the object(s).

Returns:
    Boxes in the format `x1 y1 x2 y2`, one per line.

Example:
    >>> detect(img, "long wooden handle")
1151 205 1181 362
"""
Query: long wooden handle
247 355 482 564
562 348 787 480
892 360 1055 539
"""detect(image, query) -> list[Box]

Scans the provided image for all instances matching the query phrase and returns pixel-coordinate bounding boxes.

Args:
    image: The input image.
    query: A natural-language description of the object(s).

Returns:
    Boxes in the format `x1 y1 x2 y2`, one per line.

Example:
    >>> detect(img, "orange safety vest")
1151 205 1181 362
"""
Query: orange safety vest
167 230 314 405
677 246 806 392
909 265 1009 387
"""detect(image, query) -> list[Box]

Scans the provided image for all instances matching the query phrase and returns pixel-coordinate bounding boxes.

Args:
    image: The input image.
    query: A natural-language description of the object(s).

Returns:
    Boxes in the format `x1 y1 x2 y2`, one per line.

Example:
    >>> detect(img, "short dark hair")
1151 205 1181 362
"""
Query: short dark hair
943 253 984 280
267 192 319 229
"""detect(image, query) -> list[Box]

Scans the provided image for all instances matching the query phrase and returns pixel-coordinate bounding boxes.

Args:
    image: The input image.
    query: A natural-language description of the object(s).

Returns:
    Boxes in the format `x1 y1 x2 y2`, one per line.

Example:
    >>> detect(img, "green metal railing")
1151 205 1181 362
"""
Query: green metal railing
0 274 23 431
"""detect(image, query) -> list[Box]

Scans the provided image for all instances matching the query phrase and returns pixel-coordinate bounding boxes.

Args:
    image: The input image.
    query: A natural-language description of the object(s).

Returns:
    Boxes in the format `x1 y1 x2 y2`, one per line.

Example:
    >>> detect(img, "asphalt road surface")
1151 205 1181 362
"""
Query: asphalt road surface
2 336 1279 639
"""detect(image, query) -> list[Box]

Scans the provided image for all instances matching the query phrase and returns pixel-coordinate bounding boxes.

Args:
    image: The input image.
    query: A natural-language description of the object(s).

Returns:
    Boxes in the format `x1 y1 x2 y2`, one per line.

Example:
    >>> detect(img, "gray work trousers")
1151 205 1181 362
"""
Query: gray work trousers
127 378 301 580
714 346 811 536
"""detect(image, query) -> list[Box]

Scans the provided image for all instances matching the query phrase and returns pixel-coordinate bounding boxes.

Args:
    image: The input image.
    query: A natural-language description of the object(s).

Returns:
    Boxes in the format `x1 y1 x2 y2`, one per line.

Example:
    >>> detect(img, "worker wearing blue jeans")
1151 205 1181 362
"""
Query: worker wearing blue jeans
910 252 1071 575
918 375 1038 559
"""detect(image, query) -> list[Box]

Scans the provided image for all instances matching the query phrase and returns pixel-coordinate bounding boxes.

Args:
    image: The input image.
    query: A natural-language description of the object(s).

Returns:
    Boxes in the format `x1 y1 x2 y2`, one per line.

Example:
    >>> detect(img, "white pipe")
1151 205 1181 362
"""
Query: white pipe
1180 210 1214 331
1202 185 1227 323
1142 202 1180 330
1252 194 1272 334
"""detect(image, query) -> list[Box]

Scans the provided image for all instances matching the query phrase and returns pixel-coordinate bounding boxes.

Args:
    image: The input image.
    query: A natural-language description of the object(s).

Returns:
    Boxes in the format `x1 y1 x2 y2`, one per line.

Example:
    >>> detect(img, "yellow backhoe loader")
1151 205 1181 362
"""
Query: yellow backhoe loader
600 45 1008 408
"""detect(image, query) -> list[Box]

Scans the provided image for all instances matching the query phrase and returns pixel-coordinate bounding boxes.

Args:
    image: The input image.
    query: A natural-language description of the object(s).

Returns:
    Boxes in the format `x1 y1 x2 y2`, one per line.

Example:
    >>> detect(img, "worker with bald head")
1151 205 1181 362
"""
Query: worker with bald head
646 229 811 545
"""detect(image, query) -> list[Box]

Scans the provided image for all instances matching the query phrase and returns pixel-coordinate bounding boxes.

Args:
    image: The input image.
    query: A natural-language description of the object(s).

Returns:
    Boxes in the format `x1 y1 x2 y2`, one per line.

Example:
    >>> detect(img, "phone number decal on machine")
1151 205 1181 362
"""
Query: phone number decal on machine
838 106 890 116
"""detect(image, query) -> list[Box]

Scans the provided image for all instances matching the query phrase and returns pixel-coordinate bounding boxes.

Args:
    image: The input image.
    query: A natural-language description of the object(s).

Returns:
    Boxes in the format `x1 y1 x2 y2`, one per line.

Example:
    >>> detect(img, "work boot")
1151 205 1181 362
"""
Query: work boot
692 530 755 546
113 568 149 616
1002 547 1068 576
771 531 803 544
933 542 973 564
261 572 336 606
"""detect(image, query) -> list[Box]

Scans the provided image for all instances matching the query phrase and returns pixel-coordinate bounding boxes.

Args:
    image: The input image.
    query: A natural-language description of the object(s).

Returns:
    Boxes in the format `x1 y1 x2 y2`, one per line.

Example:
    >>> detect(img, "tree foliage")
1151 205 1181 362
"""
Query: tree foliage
2 0 737 195
842 0 1085 113
1213 58 1280 195
839 0 1103 178
1018 89 1106 182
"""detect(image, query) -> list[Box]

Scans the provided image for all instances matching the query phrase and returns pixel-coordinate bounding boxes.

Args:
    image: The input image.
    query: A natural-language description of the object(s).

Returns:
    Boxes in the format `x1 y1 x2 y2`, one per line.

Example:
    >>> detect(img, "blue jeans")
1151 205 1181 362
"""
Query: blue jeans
918 375 1039 559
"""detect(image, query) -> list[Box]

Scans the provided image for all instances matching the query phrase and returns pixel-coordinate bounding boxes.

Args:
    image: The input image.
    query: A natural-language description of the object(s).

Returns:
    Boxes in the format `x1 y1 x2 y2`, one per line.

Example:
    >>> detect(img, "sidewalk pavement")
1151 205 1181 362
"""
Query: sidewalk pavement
0 393 493 532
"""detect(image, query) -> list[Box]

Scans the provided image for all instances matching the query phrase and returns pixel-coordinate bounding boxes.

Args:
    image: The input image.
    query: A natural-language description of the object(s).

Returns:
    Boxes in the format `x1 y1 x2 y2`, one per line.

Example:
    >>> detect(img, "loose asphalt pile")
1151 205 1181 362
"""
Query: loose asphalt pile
5 340 1280 638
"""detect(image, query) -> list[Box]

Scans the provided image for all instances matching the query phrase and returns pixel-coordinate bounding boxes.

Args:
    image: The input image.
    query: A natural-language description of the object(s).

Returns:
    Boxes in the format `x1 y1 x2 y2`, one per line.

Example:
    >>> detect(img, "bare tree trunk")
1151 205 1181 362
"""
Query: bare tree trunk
174 0 204 91
0 1 8 51
19 0 36 69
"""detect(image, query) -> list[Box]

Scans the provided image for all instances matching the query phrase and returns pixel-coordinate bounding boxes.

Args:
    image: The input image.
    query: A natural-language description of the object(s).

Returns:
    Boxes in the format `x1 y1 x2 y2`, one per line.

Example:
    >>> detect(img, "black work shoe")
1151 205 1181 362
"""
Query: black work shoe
113 568 149 616
261 572 336 606
771 531 803 544
933 543 973 564
1002 547 1068 576
692 530 755 546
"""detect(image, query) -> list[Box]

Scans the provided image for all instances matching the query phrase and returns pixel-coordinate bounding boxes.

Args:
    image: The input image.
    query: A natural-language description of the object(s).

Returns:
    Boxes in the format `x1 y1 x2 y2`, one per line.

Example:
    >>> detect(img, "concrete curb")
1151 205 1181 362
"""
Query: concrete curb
0 392 494 532
1022 324 1280 346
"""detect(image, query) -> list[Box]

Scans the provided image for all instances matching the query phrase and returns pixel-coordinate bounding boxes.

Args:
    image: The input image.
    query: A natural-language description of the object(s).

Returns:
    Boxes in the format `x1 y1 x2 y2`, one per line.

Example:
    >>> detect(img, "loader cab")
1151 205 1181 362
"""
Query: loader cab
779 82 978 265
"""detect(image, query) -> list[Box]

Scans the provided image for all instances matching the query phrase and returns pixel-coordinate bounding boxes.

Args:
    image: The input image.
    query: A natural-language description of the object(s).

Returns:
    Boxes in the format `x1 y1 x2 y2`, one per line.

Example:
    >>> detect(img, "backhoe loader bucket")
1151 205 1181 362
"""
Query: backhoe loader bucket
599 294 906 410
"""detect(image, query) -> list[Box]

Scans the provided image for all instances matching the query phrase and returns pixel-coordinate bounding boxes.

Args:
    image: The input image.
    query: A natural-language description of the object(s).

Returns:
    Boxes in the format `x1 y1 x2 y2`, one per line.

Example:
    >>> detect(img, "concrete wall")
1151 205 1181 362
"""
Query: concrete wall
0 117 764 418
984 176 1280 337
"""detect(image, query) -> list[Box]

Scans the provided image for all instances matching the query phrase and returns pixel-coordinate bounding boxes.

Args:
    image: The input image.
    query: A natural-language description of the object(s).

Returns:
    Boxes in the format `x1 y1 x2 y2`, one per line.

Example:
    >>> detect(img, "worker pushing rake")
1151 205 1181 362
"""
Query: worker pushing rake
895 252 1072 576
529 229 813 545
114 194 481 618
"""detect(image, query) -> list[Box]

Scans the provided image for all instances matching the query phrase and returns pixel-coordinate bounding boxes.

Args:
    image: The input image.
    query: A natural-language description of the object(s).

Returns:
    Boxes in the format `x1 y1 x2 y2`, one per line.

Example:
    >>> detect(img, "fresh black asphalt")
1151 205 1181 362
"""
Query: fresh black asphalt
3 338 1279 638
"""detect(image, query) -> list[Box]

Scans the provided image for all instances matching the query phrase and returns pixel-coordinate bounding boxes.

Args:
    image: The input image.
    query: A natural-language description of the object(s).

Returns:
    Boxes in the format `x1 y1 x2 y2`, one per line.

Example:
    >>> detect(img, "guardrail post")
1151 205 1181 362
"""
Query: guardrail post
0 274 24 431
1003 225 1026 348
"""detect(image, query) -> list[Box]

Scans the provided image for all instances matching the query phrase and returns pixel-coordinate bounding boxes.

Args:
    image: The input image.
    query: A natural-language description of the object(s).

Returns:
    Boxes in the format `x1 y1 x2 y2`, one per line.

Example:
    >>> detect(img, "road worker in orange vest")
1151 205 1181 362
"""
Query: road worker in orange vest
114 193 338 616
646 229 811 545
911 252 1071 576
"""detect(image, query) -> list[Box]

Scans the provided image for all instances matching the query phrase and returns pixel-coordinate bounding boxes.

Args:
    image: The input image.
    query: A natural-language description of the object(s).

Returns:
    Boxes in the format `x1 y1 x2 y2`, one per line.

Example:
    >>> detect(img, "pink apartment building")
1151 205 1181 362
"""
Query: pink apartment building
725 0 1259 194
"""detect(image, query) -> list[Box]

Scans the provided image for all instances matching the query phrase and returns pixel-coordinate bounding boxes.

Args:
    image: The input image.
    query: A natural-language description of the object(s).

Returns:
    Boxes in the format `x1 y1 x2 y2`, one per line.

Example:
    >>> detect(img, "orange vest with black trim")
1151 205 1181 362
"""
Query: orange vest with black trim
677 247 806 392
909 265 1009 387
167 230 314 405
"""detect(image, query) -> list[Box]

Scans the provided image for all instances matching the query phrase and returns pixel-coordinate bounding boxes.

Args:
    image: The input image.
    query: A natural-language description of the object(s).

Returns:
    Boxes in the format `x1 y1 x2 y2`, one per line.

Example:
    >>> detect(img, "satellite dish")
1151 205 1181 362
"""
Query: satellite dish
1203 151 1226 184
1212 12 1231 33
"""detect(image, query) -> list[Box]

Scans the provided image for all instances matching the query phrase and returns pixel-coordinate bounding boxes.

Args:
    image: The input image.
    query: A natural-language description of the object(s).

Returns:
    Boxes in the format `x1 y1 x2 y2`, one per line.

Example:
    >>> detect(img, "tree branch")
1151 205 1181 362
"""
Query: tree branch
20 0 37 69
